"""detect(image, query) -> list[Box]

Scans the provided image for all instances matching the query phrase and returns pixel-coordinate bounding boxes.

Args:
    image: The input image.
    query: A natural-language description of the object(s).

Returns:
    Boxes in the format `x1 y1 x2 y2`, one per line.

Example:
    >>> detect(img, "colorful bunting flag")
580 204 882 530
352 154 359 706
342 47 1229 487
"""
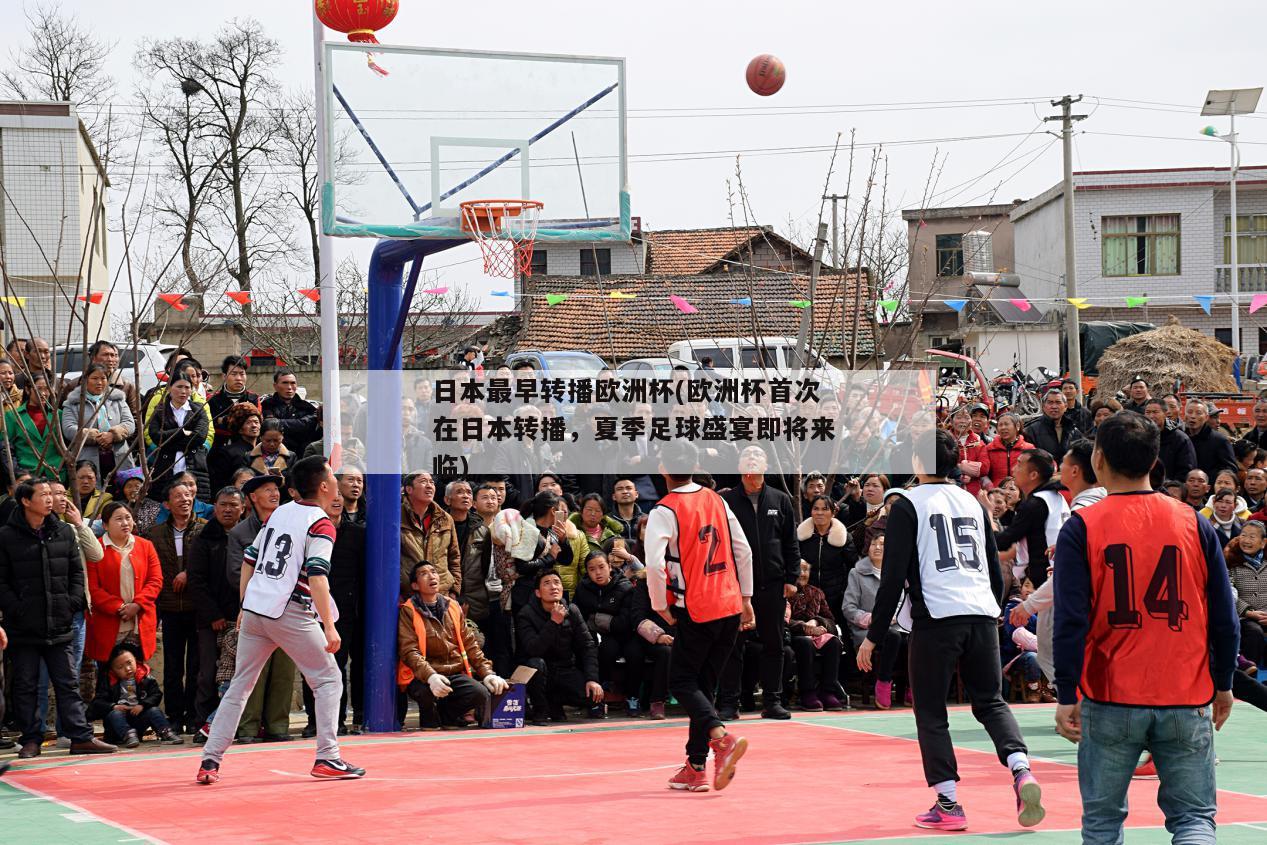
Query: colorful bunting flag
610 290 636 300
1067 297 1089 310
422 287 448 295
730 297 752 306
879 300 900 313
157 293 186 311
298 288 320 302
1193 295 1213 315
77 292 104 304
490 290 512 297
1125 296 1148 307
788 300 811 308
944 298 967 312
0 296 26 308
546 293 568 306
1251 294 1267 314
670 295 698 314
224 291 251 306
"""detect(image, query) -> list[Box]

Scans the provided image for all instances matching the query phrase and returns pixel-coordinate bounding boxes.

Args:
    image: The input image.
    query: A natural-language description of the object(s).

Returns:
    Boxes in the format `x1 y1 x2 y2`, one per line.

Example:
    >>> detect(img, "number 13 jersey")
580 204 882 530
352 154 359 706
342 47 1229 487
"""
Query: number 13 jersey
242 501 338 621
1078 492 1211 706
893 484 1001 621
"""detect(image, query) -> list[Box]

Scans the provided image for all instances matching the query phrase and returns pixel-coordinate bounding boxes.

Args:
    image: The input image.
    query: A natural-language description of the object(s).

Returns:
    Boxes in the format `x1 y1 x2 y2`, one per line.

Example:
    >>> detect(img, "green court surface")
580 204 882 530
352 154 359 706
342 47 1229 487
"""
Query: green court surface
2 704 1264 844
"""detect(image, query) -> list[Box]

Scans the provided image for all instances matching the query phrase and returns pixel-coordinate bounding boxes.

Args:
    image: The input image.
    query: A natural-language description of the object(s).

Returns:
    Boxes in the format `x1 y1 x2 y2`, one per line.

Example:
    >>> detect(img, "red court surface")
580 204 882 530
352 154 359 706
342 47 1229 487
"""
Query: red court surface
7 716 1267 845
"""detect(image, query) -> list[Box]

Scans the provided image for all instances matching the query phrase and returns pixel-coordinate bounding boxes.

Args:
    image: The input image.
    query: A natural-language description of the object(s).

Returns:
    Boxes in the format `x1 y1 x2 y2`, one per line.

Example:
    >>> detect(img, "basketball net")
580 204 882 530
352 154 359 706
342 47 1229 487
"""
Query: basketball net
460 200 544 279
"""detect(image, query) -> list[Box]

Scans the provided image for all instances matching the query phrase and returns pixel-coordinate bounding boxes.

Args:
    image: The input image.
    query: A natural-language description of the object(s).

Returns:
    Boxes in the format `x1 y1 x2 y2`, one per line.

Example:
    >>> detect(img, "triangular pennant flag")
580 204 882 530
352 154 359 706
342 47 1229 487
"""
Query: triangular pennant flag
788 299 811 308
730 297 752 306
1125 296 1148 307
422 287 448 295
1067 297 1090 310
157 293 186 311
610 290 637 300
944 298 967 312
491 290 512 297
1251 294 1267 315
1193 295 1214 315
1009 297 1031 313
298 288 320 303
669 294 698 314
546 293 568 306
880 299 900 313
0 296 26 308
77 292 104 304
224 291 251 306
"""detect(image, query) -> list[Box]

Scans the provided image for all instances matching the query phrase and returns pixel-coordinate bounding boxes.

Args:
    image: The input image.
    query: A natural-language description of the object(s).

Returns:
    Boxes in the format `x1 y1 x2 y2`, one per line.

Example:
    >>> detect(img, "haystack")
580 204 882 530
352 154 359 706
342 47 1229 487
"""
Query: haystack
1096 316 1238 396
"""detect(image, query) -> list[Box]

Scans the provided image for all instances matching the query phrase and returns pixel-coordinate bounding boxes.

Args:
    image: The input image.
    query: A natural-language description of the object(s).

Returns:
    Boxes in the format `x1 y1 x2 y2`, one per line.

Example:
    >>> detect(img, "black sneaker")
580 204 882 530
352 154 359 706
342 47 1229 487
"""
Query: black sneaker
717 706 739 721
761 703 792 720
301 724 317 739
587 702 607 720
311 758 366 779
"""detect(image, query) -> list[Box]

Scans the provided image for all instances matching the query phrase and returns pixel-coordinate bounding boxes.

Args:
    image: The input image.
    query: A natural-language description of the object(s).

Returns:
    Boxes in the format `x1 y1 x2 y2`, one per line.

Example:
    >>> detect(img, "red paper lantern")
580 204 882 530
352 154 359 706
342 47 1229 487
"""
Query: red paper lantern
315 0 399 44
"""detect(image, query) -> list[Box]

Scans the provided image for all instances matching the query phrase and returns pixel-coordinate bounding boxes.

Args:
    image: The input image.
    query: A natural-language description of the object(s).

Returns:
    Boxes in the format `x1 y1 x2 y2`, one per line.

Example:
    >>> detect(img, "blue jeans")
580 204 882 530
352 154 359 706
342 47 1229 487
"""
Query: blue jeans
103 707 172 743
36 612 86 736
1078 700 1217 845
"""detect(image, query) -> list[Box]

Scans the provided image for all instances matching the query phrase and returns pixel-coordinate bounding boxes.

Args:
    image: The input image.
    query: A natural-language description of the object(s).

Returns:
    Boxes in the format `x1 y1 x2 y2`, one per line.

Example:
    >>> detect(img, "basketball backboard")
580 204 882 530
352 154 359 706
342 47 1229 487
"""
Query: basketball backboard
321 43 629 243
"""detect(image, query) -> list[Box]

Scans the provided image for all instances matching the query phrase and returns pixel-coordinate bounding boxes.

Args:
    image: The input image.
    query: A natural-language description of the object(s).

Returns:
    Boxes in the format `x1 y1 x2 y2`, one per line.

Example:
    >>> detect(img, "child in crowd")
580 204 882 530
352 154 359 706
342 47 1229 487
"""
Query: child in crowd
89 643 183 748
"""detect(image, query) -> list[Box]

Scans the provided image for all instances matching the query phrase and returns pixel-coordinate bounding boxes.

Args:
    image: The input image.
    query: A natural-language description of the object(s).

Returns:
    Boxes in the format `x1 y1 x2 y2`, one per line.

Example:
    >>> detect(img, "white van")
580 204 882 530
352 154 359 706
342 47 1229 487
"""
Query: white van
666 336 844 387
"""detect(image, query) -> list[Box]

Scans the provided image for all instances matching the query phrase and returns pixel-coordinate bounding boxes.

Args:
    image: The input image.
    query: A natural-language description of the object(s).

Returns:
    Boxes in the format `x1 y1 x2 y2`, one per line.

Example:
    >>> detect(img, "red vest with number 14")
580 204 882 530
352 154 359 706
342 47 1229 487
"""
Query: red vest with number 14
660 488 742 623
1078 491 1213 707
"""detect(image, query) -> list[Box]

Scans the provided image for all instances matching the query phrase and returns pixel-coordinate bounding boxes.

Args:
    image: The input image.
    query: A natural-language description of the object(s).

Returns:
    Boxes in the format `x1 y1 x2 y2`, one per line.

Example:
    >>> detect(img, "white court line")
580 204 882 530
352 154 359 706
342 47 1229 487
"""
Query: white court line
2 776 170 845
268 763 680 782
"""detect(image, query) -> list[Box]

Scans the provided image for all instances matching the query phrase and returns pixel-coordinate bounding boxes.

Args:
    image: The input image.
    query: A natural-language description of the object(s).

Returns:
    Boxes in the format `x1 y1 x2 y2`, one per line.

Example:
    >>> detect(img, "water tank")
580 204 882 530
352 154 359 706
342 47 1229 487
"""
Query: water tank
962 230 994 274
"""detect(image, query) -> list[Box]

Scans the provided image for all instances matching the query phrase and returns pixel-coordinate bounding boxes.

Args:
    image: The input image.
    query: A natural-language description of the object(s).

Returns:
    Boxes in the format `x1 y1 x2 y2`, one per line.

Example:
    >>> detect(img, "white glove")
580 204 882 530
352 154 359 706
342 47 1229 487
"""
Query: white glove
428 673 453 698
483 674 509 695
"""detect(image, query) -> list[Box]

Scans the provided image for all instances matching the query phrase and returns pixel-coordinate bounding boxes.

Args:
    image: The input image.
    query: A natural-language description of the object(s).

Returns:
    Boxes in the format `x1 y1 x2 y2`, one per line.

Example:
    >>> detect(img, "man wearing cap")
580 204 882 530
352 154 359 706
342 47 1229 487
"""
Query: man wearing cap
1184 399 1237 482
969 403 995 446
1121 377 1151 415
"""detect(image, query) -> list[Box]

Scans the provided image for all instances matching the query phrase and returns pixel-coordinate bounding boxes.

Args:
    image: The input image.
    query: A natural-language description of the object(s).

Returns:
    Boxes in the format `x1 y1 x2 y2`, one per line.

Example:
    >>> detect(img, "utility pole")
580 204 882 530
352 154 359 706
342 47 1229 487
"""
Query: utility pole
823 194 847 269
1045 95 1088 400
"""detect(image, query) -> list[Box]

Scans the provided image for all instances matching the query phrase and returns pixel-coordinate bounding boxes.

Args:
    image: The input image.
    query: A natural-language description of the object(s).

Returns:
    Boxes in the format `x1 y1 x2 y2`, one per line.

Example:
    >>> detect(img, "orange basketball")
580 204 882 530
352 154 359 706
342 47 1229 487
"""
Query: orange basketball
746 54 785 96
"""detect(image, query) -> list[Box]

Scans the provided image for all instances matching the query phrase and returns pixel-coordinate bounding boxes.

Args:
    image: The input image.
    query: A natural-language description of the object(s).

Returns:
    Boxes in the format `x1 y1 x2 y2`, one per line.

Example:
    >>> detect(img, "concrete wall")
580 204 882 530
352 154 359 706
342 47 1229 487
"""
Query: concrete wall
532 238 645 276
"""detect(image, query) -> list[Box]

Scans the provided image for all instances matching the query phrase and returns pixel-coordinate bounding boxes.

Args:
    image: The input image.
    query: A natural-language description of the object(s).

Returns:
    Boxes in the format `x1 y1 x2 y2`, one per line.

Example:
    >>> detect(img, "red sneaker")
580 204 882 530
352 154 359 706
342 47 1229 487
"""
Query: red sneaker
667 764 709 791
1133 754 1157 779
195 759 220 785
875 680 893 710
709 732 748 791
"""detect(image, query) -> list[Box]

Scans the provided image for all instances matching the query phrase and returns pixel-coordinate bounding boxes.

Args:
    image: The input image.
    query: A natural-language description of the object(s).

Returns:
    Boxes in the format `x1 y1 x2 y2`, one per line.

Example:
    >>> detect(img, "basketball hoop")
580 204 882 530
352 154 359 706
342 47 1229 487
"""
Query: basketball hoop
460 200 544 279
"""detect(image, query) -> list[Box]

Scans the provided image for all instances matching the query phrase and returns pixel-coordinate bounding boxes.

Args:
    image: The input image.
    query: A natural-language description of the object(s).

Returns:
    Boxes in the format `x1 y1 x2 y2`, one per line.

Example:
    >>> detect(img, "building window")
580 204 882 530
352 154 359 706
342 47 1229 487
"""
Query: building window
1225 214 1267 264
527 249 547 276
579 248 611 276
1215 328 1233 347
1102 214 1180 276
935 234 963 277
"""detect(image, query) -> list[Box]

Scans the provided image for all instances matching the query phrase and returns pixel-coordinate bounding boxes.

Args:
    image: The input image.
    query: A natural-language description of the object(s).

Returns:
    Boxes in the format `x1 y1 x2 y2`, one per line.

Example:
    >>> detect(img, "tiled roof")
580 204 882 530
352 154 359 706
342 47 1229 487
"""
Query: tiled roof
643 227 774 275
515 272 873 361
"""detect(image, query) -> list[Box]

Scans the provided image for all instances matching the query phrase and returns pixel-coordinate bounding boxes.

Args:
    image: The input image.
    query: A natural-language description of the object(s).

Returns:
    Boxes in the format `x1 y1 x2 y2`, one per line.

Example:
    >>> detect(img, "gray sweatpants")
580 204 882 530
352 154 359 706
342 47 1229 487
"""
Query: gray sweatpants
202 604 343 765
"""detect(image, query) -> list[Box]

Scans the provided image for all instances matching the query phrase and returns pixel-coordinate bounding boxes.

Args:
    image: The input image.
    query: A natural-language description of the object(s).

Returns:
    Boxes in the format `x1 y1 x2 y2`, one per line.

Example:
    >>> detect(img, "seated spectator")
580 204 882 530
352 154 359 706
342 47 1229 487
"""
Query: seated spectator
208 402 261 494
798 494 857 623
145 375 211 501
86 502 164 666
1203 489 1244 546
397 561 507 730
844 533 907 709
1226 519 1267 669
570 492 622 553
88 642 182 747
61 363 136 484
985 488 1010 531
622 565 673 719
787 560 846 711
247 419 293 480
5 371 63 480
603 535 643 578
574 551 635 715
515 568 603 724
72 461 112 523
1001 579 1050 703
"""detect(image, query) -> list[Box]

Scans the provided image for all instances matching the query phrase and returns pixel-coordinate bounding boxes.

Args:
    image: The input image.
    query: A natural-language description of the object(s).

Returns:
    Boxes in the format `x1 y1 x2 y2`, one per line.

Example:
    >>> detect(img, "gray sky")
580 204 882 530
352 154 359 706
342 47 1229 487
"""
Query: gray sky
6 0 1266 310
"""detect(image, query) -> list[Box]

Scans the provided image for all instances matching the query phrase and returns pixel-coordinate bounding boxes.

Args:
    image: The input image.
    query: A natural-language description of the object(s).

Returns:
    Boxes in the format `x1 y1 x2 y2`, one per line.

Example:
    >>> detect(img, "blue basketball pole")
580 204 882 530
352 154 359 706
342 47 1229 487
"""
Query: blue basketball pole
363 237 463 732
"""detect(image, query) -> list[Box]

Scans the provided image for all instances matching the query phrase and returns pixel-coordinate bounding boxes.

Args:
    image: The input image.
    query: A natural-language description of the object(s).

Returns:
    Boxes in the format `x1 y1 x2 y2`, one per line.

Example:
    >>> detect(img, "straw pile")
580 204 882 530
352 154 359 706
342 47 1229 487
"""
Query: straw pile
1096 316 1238 396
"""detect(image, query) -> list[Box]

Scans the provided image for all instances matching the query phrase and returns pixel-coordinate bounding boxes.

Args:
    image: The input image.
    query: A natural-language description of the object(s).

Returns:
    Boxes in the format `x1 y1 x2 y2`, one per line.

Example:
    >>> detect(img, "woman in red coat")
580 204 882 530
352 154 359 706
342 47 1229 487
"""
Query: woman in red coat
86 501 164 663
948 407 988 495
983 412 1033 489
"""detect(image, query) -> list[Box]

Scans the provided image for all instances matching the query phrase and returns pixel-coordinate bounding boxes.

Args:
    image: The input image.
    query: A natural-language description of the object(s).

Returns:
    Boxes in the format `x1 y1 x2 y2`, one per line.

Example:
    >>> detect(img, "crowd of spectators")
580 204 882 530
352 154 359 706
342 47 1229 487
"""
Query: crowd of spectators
2 342 1266 759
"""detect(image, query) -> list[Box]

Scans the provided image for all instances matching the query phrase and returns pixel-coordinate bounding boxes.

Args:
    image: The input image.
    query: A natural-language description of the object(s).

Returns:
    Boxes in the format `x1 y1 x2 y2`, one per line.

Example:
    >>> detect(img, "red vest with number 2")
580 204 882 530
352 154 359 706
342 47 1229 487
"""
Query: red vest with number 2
1079 492 1212 707
660 489 742 623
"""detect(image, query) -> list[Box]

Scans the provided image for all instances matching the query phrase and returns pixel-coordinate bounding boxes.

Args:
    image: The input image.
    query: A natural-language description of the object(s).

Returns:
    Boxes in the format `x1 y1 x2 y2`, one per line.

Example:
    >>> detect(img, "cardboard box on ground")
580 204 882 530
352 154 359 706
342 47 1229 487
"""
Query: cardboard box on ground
487 665 537 729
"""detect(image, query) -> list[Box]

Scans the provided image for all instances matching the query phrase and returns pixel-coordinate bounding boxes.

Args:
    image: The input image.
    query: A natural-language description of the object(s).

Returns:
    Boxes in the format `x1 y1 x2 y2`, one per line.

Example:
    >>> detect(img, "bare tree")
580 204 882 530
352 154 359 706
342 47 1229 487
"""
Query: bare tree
137 19 289 297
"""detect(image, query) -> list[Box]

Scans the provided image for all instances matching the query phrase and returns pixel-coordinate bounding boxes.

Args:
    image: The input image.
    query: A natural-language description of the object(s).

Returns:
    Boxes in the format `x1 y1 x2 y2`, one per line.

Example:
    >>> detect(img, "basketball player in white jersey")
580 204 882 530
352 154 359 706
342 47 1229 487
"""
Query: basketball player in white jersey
196 457 363 784
858 429 1043 831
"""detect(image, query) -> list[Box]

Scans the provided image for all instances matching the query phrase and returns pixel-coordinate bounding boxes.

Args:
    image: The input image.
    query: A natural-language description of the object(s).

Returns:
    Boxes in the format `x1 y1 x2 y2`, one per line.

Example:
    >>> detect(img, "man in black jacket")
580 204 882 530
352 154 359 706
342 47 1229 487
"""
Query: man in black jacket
207 356 260 445
1023 390 1080 464
995 450 1066 588
0 479 116 758
260 368 321 456
515 568 603 723
1144 399 1197 482
186 486 244 729
1060 380 1093 433
1241 399 1267 450
1120 376 1151 415
1184 399 1237 481
719 446 801 720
